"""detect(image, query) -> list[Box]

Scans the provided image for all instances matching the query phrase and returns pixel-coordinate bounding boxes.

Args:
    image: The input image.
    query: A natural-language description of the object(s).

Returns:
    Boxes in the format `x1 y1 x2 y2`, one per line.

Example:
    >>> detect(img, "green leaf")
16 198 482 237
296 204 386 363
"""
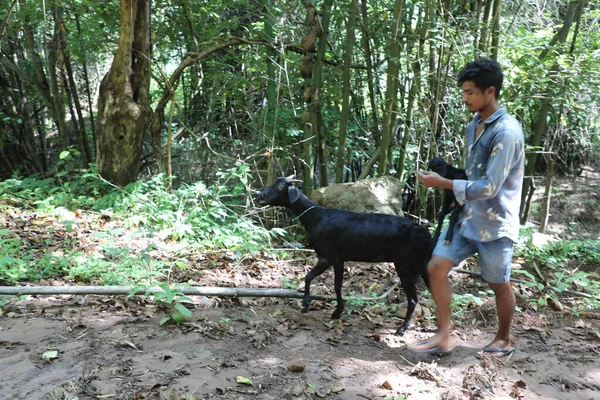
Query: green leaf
171 312 187 323
42 350 58 360
59 151 70 160
91 231 109 238
235 376 253 385
159 316 171 326
174 303 192 318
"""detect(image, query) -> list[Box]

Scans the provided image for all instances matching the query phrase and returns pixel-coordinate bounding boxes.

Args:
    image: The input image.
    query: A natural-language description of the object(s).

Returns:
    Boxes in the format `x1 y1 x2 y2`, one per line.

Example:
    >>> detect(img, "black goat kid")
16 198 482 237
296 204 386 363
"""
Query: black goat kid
256 176 433 334
428 157 467 244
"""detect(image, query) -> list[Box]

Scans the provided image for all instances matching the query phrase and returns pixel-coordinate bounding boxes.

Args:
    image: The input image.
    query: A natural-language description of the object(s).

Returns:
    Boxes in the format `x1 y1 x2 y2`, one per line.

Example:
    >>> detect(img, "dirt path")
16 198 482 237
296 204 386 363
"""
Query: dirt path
1 287 599 400
2 171 600 399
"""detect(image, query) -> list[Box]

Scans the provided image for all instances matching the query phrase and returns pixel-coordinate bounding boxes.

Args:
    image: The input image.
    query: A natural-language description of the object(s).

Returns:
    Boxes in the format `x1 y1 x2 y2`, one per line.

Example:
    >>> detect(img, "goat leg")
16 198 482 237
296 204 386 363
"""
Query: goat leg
330 261 345 319
302 258 332 313
434 209 446 243
395 272 419 335
444 205 463 244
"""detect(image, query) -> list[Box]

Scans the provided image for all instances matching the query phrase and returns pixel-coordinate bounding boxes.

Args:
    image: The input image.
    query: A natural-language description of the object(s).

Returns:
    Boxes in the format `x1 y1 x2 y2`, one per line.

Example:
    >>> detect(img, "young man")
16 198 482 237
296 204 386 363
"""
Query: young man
414 59 524 357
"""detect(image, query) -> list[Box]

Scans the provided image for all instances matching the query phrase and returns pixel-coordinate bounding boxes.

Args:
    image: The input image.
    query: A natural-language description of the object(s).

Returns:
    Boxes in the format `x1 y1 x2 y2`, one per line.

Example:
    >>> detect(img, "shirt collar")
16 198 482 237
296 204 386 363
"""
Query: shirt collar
475 107 507 126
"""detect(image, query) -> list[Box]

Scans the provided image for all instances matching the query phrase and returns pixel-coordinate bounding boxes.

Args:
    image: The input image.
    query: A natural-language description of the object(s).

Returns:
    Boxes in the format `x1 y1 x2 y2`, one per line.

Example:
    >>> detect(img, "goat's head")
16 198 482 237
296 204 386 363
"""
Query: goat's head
256 175 302 207
428 157 448 177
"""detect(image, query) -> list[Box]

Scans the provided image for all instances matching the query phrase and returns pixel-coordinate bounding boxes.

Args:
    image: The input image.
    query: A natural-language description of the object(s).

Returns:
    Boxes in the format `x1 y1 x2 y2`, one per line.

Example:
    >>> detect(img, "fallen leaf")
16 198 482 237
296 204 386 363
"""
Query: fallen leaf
42 350 58 361
292 384 304 396
574 319 586 328
382 380 393 390
514 379 527 388
332 386 345 393
120 340 138 350
316 386 331 398
235 376 253 385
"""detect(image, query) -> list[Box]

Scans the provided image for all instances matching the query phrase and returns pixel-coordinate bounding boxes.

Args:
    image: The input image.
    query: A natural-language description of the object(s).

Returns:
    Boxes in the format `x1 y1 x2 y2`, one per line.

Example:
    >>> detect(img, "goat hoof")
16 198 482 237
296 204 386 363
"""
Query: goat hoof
301 307 309 314
394 326 407 336
330 310 342 319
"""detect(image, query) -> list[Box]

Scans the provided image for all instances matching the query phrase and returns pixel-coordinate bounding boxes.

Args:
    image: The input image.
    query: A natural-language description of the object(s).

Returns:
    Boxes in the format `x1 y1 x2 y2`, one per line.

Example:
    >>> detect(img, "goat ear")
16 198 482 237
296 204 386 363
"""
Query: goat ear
287 185 300 204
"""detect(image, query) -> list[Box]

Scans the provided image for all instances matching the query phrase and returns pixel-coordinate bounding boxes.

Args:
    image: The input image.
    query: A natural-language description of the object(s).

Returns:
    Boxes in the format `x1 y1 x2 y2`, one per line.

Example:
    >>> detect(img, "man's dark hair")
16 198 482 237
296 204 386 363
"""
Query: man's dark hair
457 59 503 99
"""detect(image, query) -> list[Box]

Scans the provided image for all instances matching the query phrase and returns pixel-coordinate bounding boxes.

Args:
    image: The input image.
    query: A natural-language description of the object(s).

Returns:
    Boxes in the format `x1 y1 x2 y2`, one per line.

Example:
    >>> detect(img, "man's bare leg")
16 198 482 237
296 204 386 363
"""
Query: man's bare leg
478 281 515 357
411 255 456 352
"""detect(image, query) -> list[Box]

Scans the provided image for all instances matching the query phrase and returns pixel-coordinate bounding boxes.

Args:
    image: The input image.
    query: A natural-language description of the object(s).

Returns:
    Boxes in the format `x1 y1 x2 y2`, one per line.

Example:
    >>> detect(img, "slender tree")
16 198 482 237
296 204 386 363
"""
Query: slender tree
377 0 405 175
520 0 583 223
335 0 358 183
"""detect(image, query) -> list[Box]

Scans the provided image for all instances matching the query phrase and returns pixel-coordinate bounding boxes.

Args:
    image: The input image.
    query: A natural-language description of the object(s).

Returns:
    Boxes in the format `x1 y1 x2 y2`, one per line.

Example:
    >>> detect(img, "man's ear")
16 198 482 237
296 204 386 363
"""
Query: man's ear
287 185 300 203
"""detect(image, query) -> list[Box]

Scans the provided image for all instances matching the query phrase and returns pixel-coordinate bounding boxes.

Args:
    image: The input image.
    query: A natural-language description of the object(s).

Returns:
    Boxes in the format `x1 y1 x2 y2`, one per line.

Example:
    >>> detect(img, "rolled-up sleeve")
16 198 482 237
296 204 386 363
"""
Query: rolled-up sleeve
453 179 468 205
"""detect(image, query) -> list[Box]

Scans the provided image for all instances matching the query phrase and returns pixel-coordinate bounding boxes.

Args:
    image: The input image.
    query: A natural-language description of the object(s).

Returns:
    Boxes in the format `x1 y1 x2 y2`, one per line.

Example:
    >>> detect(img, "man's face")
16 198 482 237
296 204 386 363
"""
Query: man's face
461 81 495 113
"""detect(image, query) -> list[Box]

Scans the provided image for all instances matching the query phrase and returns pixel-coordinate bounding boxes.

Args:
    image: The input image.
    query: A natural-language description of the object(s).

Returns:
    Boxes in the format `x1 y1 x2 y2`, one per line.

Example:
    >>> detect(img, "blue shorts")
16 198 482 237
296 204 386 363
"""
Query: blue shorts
432 225 514 284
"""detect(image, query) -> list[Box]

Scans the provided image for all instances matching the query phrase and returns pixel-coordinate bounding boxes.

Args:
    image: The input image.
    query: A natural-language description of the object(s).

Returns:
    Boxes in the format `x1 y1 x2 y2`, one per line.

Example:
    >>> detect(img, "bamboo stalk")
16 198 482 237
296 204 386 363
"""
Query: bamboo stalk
0 283 399 303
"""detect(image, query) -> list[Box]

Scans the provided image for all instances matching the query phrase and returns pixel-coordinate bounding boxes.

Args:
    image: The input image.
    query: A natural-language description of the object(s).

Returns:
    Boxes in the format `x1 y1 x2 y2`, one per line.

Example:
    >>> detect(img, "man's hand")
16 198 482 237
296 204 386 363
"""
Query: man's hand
417 170 454 190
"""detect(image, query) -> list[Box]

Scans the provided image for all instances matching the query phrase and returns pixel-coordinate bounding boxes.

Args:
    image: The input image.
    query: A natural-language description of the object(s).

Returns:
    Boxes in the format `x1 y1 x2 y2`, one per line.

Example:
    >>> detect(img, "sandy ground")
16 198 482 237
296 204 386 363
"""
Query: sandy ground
1 272 599 400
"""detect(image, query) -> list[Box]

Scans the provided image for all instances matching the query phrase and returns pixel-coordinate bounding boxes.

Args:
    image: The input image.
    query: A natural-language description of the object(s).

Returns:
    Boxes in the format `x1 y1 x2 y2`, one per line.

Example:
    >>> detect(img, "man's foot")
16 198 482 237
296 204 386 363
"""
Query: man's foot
476 339 515 359
410 334 456 354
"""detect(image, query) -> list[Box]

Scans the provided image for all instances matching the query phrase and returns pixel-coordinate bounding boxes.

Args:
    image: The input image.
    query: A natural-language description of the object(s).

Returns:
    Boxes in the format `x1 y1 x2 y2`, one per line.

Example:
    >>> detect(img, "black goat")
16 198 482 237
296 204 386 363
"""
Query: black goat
256 176 433 334
428 157 467 244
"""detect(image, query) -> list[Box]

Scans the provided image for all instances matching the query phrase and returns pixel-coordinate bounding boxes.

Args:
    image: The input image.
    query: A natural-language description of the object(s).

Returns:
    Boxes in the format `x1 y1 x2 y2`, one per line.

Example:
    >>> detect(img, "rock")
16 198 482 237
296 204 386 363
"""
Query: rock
381 380 393 390
311 176 405 216
547 297 564 312
291 383 305 396
531 232 557 248
397 302 422 318
288 358 306 372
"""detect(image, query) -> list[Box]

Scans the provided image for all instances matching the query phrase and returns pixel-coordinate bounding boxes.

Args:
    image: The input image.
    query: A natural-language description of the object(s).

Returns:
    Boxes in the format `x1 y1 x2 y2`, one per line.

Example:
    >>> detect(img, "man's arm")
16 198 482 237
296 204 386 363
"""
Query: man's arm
417 171 454 190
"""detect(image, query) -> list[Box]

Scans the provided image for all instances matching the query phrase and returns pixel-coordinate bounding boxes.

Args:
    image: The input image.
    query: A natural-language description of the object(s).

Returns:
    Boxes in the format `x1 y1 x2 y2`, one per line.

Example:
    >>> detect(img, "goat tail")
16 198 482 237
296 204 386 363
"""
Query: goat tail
408 224 434 289
409 224 435 266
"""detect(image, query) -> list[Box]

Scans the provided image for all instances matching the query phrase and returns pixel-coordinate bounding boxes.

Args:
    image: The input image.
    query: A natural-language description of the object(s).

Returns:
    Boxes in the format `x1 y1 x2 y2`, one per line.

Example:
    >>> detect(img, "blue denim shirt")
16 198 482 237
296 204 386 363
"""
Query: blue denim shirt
453 107 525 243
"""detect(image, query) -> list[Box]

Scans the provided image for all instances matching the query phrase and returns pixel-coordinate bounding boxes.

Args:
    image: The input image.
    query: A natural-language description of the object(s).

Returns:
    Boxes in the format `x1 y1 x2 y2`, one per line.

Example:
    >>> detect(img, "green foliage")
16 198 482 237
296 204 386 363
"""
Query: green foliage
96 163 282 252
451 293 487 323
514 236 600 312
0 163 283 286
130 283 194 325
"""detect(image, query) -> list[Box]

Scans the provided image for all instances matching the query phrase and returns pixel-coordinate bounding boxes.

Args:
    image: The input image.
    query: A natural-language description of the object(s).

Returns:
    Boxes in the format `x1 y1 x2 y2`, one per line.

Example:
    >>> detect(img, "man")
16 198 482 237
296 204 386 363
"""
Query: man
414 59 524 357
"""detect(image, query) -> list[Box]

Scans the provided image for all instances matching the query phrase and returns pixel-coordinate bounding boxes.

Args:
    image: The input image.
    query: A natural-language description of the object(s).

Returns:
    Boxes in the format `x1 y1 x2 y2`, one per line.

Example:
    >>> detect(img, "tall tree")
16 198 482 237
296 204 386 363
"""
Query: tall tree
520 0 583 223
335 0 358 183
377 0 405 175
96 0 152 186
311 0 333 188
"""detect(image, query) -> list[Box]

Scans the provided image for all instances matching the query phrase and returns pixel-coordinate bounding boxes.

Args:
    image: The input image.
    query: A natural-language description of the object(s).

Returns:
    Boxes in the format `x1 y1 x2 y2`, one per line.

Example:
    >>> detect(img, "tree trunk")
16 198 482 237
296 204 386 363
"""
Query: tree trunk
299 0 321 195
478 0 492 55
397 3 427 182
312 0 334 188
48 5 69 146
19 6 68 147
60 18 91 166
335 0 358 183
75 13 97 158
377 0 405 175
96 0 152 186
260 0 278 187
359 0 380 149
520 0 581 222
490 0 502 60
539 156 554 233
